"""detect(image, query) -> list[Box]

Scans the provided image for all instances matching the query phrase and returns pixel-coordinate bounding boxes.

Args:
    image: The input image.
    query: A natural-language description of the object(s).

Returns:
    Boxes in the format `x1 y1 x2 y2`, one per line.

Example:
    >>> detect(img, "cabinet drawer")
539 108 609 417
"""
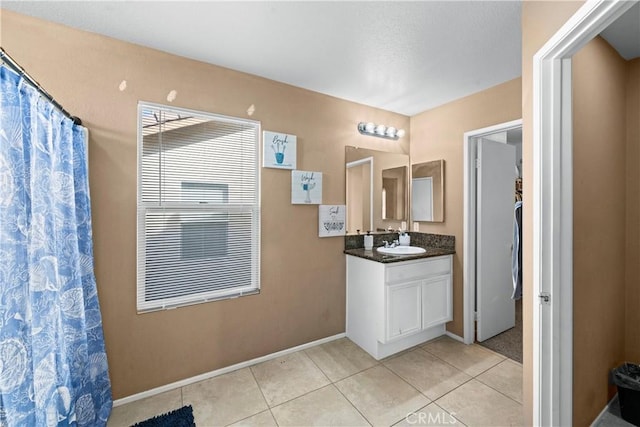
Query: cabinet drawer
385 256 451 283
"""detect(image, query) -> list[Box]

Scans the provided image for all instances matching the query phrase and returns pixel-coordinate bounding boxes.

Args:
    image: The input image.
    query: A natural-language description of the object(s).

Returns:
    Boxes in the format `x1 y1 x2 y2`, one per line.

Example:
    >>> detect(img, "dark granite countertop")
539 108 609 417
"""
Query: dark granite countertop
343 232 456 264
344 246 456 264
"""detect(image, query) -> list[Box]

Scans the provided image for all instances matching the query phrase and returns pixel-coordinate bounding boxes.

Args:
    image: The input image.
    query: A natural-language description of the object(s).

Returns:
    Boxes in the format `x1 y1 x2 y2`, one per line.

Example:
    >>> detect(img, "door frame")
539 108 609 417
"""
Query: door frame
532 1 635 425
463 119 522 345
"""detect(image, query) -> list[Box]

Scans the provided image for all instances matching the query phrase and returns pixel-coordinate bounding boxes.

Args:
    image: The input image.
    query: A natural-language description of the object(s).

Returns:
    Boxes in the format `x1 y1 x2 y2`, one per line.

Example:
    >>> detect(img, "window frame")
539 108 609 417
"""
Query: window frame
136 102 261 312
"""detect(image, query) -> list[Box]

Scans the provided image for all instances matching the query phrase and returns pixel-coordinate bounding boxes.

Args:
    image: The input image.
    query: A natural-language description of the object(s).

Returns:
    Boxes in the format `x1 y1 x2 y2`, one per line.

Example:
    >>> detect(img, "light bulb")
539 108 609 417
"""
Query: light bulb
365 122 375 133
386 127 397 137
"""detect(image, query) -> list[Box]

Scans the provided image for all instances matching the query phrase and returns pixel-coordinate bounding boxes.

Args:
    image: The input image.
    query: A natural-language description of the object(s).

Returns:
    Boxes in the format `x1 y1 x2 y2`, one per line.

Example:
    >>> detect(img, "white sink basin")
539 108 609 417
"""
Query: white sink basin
376 246 427 255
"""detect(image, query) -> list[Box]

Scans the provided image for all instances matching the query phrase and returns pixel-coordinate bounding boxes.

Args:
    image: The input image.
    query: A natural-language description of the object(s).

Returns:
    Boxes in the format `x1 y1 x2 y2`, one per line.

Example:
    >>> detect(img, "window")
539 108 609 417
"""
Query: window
137 103 260 312
180 182 229 259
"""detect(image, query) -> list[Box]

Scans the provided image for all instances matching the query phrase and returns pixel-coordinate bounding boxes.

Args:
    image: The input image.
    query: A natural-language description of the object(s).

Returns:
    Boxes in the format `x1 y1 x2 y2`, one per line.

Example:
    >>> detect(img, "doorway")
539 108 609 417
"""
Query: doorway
532 1 637 424
463 119 523 354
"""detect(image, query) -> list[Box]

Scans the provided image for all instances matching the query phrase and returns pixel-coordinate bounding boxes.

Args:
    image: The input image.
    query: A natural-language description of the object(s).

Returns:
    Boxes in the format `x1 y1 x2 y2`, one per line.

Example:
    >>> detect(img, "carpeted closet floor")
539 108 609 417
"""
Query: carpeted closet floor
478 299 523 363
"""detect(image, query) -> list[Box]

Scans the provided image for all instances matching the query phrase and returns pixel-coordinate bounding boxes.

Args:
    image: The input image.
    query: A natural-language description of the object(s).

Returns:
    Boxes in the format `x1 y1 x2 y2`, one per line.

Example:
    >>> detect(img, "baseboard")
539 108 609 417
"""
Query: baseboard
590 394 618 427
112 332 346 407
445 331 465 343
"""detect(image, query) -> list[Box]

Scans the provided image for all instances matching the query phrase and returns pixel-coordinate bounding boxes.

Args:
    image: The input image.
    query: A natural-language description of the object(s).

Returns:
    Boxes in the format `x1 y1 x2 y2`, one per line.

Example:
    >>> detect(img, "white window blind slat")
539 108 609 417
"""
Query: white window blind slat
137 103 260 312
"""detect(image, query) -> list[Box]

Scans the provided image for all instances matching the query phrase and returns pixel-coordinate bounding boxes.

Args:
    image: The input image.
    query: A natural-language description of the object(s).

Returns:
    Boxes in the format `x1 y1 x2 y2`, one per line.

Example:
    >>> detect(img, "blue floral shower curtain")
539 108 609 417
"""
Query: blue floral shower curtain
0 65 111 425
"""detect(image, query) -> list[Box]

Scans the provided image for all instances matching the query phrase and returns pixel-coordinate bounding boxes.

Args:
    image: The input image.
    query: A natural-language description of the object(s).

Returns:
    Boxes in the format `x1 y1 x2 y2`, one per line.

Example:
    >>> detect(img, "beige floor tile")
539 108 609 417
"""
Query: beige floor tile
384 348 472 400
182 368 268 426
228 410 278 427
422 337 504 377
476 359 523 403
305 338 378 382
251 351 330 407
393 403 466 426
271 384 370 426
436 379 522 427
336 365 429 427
107 389 182 426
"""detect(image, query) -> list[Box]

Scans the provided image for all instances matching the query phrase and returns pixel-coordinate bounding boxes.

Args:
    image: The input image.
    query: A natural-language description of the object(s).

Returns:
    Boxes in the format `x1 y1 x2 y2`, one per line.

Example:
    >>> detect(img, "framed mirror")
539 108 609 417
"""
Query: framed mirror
345 146 408 234
412 159 444 222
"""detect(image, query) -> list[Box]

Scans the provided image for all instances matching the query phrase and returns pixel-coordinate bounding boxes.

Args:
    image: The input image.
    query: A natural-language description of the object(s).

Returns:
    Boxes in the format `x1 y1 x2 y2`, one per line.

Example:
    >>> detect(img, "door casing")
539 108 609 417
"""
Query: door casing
463 119 522 346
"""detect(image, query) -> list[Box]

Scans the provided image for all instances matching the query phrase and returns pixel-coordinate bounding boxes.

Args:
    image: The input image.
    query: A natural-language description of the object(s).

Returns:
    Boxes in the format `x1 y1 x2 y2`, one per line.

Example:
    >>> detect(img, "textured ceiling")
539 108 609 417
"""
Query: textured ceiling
4 1 638 116
2 1 522 116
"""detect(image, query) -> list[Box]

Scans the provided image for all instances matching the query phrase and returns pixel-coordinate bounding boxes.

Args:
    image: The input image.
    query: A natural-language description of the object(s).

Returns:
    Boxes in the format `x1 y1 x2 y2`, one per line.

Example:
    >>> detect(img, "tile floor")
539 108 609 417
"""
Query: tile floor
108 336 523 427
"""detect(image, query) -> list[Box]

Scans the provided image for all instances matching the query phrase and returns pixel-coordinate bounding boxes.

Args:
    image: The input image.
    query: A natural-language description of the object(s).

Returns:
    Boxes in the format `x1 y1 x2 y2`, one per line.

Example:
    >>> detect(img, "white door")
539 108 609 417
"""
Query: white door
477 139 516 341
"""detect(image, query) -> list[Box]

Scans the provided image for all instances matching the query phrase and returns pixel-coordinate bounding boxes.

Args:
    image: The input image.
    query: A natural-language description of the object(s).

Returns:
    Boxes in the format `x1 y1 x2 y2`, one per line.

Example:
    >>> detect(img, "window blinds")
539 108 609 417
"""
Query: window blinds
137 103 260 312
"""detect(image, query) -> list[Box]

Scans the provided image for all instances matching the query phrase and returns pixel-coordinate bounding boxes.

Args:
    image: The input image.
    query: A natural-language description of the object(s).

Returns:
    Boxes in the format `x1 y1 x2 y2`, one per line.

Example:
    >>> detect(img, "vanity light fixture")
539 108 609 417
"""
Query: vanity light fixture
357 122 405 140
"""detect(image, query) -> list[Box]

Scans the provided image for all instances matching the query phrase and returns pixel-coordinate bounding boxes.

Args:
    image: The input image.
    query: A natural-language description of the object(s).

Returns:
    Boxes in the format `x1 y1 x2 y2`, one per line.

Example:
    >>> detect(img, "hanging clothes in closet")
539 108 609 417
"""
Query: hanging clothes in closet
511 200 523 300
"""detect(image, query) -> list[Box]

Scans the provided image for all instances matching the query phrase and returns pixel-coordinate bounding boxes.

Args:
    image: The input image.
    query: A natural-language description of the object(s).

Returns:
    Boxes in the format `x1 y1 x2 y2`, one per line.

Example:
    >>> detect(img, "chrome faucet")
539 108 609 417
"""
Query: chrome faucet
382 240 400 248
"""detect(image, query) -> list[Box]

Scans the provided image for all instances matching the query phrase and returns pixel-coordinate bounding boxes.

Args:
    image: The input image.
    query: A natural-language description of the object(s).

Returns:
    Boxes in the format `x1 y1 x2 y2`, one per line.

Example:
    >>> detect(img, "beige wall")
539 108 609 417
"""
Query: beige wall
1 10 410 399
572 36 628 426
627 59 640 362
410 78 522 336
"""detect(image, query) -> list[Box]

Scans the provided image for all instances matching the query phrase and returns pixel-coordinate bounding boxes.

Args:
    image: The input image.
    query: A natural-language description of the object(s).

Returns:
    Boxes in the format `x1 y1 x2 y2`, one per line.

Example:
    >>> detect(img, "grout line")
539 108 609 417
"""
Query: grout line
252 354 332 409
269 408 280 427
473 362 523 406
332 383 373 427
430 375 474 404
417 343 520 407
332 363 380 386
301 346 333 385
379 363 429 400
475 381 523 407
223 409 276 427
248 364 271 411
429 401 470 427
380 357 436 407
421 339 506 379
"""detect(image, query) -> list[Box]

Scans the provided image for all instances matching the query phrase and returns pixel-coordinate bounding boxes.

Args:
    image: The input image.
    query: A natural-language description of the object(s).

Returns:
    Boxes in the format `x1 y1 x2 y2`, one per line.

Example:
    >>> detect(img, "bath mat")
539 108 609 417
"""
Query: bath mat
131 405 195 427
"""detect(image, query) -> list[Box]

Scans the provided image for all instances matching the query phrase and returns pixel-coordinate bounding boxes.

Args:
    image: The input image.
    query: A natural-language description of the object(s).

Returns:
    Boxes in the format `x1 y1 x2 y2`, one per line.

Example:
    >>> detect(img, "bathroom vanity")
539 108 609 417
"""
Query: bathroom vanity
345 250 453 360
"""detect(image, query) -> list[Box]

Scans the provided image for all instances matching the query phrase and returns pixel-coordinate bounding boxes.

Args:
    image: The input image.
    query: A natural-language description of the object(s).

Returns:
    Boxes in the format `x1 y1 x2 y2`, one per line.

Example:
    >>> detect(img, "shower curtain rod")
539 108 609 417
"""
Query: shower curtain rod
0 47 82 125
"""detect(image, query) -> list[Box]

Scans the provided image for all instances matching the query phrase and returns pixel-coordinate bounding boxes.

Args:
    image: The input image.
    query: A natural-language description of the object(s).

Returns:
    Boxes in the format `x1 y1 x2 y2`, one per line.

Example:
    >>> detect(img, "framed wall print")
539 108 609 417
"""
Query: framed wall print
319 205 346 237
263 131 296 169
292 170 322 204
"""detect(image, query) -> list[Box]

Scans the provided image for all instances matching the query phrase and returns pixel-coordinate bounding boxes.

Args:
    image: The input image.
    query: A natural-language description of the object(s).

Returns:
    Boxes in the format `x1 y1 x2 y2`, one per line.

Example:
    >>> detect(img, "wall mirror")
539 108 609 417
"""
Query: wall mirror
345 146 408 234
412 159 444 222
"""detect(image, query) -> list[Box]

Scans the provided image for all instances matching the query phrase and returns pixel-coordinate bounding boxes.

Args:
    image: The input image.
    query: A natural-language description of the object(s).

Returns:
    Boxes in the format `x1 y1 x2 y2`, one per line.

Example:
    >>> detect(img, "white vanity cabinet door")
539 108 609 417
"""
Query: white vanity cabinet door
385 280 422 342
422 274 453 329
